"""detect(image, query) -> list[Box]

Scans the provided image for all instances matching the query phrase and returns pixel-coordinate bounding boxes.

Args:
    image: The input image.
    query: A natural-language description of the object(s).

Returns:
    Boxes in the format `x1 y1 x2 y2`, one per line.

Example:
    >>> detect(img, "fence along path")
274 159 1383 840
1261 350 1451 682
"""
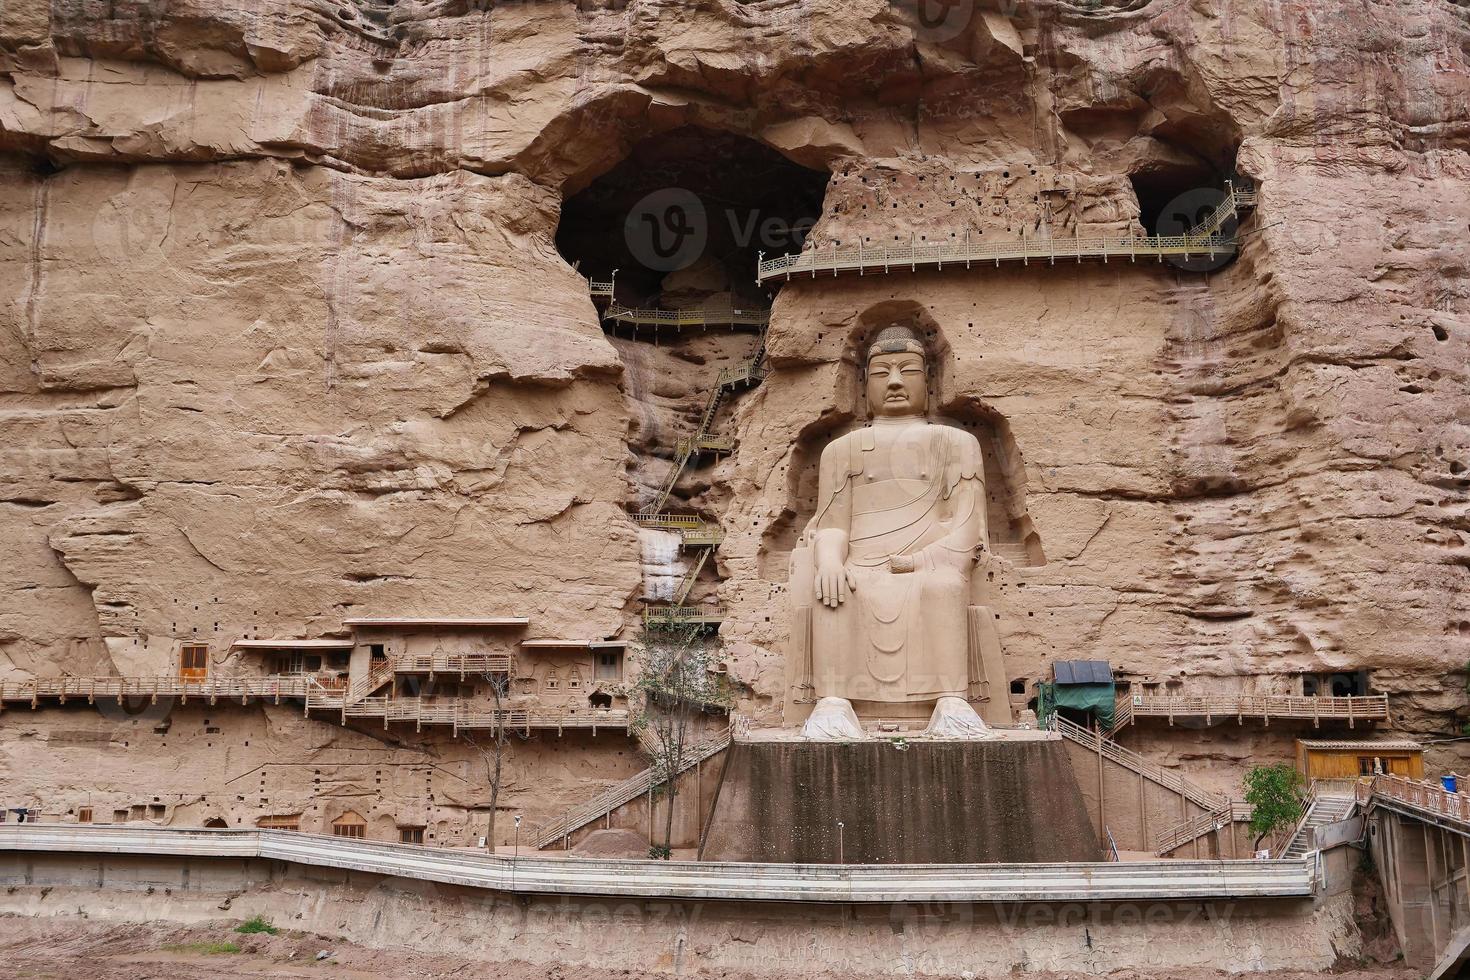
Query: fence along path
0 824 1317 903
757 182 1258 283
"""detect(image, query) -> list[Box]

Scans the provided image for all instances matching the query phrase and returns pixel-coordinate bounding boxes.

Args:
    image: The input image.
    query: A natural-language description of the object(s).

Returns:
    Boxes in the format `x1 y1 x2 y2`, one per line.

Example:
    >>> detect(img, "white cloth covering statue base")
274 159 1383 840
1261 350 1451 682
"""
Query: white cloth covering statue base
923 695 993 739
801 696 867 741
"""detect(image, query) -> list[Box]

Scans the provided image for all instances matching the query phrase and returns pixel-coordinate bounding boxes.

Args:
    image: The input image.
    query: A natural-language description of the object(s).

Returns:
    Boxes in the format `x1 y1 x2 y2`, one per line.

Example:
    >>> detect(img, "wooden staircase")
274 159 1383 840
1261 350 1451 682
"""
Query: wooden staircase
533 724 733 849
1049 714 1225 812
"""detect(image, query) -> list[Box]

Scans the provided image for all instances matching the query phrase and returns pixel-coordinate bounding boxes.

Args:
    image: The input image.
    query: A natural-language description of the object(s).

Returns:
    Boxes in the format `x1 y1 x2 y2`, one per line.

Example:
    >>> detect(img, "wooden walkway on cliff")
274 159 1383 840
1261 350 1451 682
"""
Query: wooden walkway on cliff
604 303 770 330
0 673 626 736
756 183 1257 284
1109 693 1389 733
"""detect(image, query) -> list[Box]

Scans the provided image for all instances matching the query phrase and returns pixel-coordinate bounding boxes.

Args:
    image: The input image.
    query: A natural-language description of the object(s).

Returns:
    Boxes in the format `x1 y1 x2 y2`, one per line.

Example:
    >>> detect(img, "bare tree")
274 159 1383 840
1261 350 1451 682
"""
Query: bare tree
463 670 513 849
632 620 731 859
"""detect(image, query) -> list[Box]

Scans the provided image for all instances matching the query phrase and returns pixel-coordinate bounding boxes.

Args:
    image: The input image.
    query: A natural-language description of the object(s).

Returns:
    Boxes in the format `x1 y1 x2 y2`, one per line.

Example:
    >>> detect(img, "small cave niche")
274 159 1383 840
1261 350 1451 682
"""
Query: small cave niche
758 305 1044 580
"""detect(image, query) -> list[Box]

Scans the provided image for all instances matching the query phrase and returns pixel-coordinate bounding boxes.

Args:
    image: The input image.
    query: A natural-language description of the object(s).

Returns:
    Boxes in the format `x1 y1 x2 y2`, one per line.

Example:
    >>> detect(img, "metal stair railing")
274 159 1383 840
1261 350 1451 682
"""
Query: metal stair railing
533 723 733 849
755 184 1259 285
673 547 713 605
604 304 770 329
1153 801 1253 855
1049 714 1225 811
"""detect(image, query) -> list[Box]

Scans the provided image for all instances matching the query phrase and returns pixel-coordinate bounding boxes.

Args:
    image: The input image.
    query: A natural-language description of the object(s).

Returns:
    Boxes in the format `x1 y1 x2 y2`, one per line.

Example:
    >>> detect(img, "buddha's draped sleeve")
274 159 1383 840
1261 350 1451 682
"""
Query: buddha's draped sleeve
940 426 983 500
809 431 859 534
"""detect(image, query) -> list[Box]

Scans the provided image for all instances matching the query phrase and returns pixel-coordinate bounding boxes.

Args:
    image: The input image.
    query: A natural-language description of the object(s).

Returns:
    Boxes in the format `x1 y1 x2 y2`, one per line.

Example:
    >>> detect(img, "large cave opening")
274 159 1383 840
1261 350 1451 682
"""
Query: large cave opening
557 127 828 617
1127 135 1241 236
557 126 828 308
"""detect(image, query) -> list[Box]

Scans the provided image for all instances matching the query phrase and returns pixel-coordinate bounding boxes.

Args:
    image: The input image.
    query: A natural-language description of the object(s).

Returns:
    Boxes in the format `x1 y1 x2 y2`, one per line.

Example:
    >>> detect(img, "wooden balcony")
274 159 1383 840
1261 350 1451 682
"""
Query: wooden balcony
0 674 315 708
1115 693 1389 730
392 653 514 676
332 695 628 735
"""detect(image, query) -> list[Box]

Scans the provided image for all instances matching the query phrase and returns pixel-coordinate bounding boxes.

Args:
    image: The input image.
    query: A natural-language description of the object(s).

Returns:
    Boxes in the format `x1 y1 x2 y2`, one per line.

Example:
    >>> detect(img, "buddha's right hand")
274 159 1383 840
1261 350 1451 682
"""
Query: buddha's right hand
815 562 857 608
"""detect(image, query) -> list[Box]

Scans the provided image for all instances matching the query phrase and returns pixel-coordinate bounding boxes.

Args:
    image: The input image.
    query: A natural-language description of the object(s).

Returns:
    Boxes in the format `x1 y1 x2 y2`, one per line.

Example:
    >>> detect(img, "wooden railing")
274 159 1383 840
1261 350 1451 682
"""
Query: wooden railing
335 695 628 734
1360 774 1470 829
1116 693 1389 727
534 724 733 848
587 278 614 298
0 674 315 706
1049 715 1225 811
346 655 395 703
643 606 726 626
1154 801 1254 856
393 653 514 676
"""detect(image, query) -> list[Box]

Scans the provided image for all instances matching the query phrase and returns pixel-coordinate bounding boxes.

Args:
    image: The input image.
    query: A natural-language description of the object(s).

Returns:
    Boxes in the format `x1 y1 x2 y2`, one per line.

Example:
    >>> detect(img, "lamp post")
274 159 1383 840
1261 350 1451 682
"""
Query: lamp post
513 814 522 891
836 820 845 865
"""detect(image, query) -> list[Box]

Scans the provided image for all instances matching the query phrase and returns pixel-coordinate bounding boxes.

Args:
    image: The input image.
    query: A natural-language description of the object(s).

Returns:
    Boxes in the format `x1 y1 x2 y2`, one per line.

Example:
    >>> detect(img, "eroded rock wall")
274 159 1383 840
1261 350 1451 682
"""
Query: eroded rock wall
2 0 1468 823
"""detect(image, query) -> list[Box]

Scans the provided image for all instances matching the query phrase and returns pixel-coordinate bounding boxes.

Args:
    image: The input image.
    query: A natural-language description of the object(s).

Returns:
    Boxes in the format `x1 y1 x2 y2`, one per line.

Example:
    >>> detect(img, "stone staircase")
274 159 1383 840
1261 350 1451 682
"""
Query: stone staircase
1282 792 1356 857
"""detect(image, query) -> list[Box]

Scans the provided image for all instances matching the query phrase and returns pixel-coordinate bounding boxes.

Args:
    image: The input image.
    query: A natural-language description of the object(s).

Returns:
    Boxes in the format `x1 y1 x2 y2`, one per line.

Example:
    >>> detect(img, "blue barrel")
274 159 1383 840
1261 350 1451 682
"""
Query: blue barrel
1443 774 1458 793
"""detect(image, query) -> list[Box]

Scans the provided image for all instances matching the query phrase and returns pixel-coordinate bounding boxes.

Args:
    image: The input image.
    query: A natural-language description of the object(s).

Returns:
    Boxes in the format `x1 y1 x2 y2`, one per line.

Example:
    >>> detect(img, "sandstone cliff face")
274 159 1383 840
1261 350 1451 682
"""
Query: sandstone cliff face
2 0 1469 826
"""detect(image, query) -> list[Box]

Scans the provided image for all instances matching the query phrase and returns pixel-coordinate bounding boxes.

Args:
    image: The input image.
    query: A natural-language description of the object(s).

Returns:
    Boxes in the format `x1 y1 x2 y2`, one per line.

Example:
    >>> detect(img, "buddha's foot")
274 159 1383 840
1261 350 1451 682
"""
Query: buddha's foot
801 696 867 741
924 696 993 739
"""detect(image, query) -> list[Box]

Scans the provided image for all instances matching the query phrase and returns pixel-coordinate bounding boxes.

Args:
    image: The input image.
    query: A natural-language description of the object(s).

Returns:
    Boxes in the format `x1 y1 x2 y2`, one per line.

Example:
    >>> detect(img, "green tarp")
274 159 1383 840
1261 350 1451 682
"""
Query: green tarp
1037 680 1115 732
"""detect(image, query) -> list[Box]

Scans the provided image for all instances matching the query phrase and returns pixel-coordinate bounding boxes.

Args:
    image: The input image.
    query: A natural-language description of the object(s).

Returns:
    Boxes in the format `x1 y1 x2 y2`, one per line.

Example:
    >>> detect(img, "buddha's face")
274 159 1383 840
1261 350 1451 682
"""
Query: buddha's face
866 351 928 418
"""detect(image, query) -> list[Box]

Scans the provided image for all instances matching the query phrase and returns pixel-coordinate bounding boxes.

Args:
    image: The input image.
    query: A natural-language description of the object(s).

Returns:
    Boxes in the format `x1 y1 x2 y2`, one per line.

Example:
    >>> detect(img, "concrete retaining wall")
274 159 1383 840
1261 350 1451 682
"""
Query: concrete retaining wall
0 849 1360 975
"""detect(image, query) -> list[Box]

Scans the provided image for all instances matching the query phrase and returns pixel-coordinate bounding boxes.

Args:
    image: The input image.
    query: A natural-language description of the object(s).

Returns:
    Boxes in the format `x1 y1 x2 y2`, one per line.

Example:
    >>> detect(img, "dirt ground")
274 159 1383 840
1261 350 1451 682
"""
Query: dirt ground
0 916 1419 980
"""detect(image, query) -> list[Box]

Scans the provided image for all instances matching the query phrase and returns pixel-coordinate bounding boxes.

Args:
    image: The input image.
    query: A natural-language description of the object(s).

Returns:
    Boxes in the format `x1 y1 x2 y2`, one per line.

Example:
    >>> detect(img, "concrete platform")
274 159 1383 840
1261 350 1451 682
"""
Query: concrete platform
699 739 1102 864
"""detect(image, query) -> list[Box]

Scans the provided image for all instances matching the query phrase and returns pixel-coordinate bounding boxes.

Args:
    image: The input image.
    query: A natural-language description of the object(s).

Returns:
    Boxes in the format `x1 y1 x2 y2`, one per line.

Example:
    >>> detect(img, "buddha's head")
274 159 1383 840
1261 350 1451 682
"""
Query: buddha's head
865 325 929 419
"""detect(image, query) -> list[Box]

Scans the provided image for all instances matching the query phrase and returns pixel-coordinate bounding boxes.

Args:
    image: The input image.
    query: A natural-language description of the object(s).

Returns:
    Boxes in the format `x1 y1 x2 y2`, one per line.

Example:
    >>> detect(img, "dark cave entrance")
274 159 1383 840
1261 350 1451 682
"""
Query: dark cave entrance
556 126 828 309
1126 128 1241 236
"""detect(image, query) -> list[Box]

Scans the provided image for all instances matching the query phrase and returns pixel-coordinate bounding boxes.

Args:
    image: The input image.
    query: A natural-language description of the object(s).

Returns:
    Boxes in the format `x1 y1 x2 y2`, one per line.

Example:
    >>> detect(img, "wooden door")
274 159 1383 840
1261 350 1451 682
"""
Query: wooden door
179 644 208 682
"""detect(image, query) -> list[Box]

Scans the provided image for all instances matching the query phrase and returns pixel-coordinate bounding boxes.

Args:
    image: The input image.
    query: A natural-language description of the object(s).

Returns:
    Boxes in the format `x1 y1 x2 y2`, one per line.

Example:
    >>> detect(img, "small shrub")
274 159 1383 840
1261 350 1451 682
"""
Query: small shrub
234 915 279 935
163 941 241 955
648 843 672 860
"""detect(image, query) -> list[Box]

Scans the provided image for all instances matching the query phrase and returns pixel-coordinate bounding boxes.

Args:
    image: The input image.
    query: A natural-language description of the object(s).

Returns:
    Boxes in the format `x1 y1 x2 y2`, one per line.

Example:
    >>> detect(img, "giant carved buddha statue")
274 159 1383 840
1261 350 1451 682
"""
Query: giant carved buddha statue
787 325 1010 739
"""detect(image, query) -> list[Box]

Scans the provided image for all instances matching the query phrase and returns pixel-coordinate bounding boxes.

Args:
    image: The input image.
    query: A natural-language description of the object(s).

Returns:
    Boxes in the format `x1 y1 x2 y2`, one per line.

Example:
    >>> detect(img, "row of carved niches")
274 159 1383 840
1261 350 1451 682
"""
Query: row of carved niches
758 309 1044 583
807 162 1143 250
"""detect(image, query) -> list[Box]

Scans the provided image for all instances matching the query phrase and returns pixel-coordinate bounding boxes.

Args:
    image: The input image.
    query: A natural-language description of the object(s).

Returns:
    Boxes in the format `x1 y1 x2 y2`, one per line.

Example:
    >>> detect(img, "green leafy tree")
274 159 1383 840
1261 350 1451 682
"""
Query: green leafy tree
632 621 731 859
1243 763 1306 850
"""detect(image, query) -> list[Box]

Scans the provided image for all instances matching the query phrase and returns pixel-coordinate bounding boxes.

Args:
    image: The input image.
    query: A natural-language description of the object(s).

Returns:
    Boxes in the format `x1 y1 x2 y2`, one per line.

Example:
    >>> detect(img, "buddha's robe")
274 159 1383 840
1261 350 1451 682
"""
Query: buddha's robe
805 419 986 704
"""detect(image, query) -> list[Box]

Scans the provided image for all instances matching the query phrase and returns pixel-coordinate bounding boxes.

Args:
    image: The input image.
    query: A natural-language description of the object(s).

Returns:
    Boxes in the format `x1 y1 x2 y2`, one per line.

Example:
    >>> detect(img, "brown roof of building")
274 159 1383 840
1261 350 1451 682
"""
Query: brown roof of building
1298 739 1423 752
